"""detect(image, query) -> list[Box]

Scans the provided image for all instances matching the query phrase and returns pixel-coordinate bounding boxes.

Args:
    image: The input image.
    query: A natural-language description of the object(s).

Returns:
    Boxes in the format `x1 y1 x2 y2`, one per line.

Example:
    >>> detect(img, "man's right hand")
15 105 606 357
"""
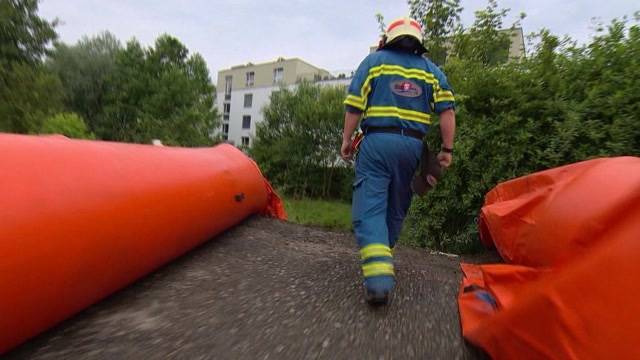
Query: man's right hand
341 138 353 161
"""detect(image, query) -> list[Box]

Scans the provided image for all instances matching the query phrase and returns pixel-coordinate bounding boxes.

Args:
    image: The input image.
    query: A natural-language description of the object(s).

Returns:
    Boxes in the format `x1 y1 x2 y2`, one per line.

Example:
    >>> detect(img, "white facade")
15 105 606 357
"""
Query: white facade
216 77 351 147
217 85 280 147
216 57 336 148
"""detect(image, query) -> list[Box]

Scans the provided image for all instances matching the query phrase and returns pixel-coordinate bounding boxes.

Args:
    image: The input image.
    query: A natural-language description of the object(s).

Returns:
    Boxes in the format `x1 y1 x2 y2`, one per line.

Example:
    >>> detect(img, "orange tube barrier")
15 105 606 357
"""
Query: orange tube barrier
0 134 285 353
458 157 640 359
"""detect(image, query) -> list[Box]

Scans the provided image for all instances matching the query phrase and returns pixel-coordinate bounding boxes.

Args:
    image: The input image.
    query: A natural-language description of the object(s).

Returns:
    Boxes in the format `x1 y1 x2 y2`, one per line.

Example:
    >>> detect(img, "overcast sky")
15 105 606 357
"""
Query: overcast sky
39 0 638 81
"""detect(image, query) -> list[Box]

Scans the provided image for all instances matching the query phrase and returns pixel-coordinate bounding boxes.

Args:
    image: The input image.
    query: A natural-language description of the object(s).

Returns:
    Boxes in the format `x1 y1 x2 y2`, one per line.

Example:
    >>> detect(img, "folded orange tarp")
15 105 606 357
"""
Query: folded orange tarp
479 157 640 267
459 157 640 360
0 134 285 353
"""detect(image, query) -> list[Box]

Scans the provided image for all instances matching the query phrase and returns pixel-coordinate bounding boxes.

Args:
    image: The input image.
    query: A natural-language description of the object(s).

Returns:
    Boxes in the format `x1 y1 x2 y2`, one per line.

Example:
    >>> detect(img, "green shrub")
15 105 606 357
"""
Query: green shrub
405 21 640 253
40 112 95 139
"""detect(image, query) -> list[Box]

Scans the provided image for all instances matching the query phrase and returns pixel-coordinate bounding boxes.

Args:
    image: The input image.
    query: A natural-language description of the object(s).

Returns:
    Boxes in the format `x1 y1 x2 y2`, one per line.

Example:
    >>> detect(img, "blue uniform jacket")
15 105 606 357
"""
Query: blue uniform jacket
344 49 455 135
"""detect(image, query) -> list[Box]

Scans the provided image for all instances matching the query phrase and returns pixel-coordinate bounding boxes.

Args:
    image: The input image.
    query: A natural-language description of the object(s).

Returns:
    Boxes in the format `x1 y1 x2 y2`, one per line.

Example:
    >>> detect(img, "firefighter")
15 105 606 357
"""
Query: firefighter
341 17 456 305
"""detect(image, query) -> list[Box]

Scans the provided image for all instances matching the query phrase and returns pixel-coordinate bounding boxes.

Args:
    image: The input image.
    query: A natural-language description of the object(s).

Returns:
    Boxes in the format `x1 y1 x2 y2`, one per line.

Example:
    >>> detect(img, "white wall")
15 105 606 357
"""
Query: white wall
230 86 272 146
216 78 352 147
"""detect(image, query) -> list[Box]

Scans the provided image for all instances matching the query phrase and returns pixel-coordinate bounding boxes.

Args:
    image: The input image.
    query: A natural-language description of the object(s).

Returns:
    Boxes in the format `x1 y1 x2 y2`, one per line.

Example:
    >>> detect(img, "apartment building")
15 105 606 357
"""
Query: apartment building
216 57 338 147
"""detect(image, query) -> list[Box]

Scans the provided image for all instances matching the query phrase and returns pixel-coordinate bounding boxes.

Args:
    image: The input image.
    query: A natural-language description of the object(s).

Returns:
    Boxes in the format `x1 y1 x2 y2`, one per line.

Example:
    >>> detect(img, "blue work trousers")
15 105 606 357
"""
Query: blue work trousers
352 133 422 292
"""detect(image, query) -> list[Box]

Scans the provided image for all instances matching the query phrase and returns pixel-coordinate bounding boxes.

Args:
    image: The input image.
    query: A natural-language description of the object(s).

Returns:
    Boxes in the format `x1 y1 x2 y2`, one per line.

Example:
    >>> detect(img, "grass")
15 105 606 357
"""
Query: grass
283 198 352 231
283 197 416 246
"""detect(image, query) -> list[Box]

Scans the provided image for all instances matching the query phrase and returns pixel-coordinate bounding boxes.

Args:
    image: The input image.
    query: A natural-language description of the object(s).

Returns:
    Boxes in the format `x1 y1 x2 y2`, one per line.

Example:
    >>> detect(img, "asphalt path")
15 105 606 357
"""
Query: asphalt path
8 217 487 359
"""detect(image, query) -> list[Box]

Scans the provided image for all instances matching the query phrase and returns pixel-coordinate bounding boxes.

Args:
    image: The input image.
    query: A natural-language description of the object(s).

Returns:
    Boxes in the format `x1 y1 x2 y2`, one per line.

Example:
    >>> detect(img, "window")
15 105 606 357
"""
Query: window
241 136 250 147
273 67 284 83
246 71 254 87
223 103 230 120
242 115 251 129
222 134 228 141
244 93 253 108
224 75 232 99
222 123 229 134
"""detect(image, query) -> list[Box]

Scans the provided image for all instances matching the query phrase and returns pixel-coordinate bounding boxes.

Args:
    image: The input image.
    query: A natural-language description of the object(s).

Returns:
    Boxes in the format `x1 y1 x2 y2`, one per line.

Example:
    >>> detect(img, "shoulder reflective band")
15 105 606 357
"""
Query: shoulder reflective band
354 64 439 111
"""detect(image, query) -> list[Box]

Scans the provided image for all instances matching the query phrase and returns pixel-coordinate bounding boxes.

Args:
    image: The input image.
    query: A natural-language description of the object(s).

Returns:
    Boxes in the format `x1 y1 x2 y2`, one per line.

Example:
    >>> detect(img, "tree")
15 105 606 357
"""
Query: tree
408 0 463 65
0 0 63 133
47 32 121 133
0 62 63 133
450 0 512 65
40 112 95 139
251 82 351 199
99 35 219 146
0 0 57 65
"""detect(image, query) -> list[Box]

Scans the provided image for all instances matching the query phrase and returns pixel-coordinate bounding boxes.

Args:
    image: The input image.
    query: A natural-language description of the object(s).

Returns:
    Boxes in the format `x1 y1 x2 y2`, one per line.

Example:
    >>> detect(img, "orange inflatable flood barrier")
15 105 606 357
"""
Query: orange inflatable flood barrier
0 133 286 353
458 157 640 359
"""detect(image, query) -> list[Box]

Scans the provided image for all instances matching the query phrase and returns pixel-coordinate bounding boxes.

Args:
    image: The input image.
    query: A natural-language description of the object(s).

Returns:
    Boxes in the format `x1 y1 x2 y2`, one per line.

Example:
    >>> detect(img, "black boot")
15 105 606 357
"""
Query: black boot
364 286 392 306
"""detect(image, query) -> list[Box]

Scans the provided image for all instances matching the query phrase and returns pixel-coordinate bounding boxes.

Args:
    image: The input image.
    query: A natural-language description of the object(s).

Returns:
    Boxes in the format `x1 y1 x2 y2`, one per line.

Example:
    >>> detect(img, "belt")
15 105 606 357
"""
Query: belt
364 126 425 140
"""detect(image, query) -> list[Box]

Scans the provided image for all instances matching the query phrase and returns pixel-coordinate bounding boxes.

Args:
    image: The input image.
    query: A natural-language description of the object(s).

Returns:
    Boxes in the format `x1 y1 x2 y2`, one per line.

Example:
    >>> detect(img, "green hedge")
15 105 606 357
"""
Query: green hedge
405 23 640 253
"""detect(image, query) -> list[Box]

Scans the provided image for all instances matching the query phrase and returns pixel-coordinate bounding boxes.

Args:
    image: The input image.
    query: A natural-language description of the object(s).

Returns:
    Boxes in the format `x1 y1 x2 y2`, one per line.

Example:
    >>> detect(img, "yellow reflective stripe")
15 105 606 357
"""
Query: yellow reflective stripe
366 110 430 124
436 95 455 102
360 244 392 260
357 65 439 110
366 106 432 124
368 64 437 83
344 94 365 110
346 94 364 105
435 90 455 103
362 261 395 278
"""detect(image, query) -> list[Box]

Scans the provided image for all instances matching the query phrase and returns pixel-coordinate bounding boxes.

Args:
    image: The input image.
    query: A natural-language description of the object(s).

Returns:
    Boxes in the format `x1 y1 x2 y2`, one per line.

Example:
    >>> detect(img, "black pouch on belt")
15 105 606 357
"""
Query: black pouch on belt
411 143 442 196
